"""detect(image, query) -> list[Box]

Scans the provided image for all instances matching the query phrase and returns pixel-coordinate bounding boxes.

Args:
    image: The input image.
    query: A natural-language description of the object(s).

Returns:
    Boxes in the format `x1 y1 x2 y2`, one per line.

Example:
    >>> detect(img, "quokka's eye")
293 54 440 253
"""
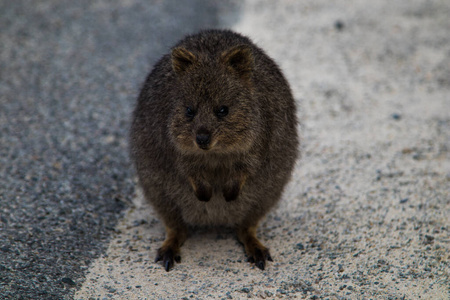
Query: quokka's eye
185 106 195 119
216 105 229 118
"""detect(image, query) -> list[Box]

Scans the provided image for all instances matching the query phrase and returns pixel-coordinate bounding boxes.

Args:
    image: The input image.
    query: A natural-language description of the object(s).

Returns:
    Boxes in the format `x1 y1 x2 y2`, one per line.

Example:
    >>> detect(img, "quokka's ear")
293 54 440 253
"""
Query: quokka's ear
172 47 197 74
220 45 254 81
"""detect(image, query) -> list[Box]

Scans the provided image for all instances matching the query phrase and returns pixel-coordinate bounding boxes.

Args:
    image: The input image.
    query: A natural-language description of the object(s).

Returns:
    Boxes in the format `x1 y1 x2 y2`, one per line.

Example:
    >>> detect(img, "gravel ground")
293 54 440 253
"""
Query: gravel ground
1 0 449 299
77 0 449 299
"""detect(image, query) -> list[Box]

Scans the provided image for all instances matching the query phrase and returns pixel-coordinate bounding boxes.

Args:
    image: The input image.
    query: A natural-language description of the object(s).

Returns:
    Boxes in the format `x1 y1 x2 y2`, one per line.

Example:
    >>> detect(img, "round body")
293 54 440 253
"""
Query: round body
130 30 298 229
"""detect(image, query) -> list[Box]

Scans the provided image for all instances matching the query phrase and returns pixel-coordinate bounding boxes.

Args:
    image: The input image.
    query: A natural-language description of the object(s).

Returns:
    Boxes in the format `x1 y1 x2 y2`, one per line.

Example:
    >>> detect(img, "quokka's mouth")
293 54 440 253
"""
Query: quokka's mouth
193 138 218 152
197 144 209 150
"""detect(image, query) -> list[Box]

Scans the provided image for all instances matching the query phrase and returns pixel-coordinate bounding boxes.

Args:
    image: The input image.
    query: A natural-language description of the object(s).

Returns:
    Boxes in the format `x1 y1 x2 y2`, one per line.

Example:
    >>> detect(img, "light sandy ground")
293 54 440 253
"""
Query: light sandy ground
76 0 449 299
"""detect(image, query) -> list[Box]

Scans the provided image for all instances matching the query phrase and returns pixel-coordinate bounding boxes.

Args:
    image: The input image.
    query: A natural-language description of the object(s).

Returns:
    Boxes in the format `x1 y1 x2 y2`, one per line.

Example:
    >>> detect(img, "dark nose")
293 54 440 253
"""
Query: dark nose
196 128 211 148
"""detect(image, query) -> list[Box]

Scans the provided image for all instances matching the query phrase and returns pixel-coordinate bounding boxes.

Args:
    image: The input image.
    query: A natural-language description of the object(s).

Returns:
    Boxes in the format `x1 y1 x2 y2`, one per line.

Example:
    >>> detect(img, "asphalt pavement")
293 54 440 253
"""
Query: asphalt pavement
0 1 241 298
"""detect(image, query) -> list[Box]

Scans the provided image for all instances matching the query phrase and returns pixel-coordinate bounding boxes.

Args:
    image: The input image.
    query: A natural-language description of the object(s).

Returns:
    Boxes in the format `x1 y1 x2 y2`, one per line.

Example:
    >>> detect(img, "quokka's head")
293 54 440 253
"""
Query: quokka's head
169 44 261 154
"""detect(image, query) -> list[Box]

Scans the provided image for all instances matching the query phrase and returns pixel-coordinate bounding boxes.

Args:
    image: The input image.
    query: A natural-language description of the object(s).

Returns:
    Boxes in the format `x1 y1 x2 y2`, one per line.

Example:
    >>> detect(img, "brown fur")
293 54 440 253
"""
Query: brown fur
130 29 299 271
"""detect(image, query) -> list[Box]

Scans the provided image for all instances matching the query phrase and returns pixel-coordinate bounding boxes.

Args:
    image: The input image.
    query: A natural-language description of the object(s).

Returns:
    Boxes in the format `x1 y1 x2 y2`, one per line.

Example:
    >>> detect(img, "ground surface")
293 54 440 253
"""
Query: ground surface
1 0 449 299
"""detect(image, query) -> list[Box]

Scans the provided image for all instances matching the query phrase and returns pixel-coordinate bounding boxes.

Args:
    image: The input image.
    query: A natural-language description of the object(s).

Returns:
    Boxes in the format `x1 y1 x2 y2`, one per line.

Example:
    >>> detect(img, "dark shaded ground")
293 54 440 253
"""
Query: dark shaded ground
0 1 240 298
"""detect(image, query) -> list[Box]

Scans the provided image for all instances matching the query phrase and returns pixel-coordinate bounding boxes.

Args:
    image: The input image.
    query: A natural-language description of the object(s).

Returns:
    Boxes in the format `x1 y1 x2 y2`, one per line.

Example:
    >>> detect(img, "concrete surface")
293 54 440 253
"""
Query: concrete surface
1 0 449 299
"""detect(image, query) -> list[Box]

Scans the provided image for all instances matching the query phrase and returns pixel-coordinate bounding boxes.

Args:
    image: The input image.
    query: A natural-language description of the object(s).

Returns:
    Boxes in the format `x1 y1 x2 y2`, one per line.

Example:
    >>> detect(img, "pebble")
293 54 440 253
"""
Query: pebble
61 277 76 286
296 243 305 250
391 113 402 120
400 198 409 204
423 235 434 245
334 20 345 31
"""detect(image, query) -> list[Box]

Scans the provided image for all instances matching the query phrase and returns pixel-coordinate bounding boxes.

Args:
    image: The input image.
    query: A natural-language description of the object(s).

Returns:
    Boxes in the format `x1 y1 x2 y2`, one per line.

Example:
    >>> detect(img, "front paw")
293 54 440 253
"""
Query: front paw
189 178 212 202
195 182 212 202
223 180 241 202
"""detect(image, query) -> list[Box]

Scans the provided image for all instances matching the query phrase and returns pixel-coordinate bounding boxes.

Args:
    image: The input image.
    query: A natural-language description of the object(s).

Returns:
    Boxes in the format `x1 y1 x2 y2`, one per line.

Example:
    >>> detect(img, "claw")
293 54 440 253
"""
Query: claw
256 260 265 270
164 260 171 272
155 247 180 272
246 247 273 270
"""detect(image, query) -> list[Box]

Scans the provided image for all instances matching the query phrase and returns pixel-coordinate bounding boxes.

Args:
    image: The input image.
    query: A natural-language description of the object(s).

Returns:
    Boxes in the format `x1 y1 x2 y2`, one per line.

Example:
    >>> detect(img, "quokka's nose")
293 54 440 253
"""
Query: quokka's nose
196 128 211 148
196 133 210 146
